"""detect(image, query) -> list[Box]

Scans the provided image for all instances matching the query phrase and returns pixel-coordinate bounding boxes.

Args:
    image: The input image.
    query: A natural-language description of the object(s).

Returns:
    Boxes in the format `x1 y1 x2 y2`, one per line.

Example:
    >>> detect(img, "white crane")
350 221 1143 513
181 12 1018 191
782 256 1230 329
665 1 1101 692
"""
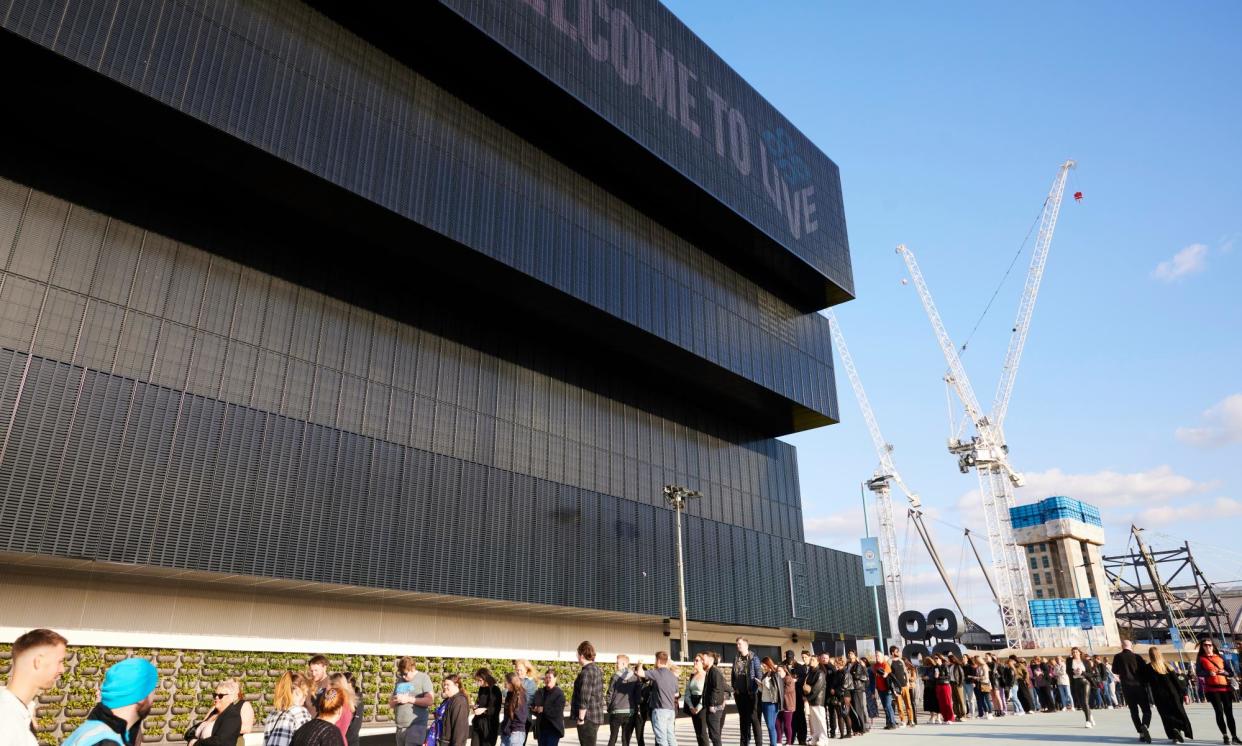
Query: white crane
894 161 1075 649
827 308 910 638
829 309 986 638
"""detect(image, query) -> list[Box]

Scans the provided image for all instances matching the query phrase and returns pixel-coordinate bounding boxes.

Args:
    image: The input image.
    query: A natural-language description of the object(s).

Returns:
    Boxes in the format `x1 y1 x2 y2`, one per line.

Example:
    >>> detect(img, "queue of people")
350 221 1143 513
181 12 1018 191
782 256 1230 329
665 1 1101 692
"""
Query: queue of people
3 628 1240 746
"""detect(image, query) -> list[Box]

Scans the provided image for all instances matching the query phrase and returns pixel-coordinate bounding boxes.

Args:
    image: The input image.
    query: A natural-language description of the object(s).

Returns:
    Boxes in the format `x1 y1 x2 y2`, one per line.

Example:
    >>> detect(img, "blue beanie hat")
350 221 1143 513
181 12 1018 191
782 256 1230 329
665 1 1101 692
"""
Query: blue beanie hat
100 658 159 709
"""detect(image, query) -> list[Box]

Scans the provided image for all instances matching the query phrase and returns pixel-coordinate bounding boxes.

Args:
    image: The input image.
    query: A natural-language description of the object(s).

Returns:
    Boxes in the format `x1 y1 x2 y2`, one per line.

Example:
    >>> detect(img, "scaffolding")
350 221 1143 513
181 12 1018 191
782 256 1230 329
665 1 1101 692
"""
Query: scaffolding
1103 526 1232 648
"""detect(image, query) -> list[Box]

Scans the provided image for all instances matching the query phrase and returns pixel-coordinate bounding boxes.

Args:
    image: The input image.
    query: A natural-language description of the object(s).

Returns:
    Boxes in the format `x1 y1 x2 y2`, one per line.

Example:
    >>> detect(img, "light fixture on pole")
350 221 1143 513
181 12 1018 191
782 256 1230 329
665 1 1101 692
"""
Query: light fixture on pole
665 484 701 661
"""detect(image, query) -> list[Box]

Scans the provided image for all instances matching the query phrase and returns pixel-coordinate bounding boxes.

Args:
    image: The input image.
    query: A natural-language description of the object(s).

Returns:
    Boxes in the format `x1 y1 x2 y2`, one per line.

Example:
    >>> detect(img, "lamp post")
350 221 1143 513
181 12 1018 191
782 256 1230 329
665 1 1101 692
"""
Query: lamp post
860 481 886 653
665 484 701 661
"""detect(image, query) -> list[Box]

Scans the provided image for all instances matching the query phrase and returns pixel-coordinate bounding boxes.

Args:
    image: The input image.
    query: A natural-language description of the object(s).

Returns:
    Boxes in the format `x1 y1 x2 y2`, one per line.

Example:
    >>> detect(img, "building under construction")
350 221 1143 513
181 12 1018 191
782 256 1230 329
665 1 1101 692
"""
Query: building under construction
1104 527 1233 649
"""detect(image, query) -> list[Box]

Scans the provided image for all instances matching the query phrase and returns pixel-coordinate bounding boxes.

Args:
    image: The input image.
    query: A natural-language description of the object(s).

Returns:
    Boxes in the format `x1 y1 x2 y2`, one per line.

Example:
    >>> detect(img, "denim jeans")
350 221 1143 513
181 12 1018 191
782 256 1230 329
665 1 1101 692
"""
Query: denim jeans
505 733 527 746
878 691 896 727
962 683 975 716
1058 684 1072 709
760 702 778 746
650 709 676 746
1008 685 1022 713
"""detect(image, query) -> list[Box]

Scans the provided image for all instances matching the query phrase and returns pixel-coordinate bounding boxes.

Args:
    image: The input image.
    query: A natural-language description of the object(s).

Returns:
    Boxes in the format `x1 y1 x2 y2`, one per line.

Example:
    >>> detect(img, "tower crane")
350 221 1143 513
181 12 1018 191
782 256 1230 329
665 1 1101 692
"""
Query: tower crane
827 309 977 638
895 160 1076 650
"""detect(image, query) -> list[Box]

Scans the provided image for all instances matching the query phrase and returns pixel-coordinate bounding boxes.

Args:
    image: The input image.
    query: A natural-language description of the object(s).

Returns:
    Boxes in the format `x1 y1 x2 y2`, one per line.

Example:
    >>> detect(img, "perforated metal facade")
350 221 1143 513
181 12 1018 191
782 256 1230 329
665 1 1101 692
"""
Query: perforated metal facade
0 0 873 637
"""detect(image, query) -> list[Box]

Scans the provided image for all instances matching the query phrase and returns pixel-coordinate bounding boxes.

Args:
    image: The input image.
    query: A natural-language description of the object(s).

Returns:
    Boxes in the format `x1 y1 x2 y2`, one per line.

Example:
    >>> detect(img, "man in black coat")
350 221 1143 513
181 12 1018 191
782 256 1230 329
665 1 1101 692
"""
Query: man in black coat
701 651 728 746
1113 641 1153 743
790 651 809 745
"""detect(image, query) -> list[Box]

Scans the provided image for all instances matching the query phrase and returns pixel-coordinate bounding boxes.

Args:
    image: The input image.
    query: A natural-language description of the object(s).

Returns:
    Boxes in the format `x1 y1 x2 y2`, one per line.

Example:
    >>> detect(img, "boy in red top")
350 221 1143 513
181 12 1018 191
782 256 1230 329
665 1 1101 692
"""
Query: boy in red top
872 654 898 730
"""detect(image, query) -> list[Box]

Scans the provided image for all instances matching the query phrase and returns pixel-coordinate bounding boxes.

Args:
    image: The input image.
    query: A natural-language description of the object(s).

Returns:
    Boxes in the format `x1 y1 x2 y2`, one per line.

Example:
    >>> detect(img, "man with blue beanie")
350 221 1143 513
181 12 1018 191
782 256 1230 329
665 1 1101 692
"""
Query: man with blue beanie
62 658 160 746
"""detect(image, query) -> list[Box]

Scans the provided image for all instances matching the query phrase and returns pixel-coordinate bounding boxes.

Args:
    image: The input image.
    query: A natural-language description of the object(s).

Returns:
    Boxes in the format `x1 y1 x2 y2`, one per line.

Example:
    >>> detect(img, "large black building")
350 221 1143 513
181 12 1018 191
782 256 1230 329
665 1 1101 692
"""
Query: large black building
0 0 879 656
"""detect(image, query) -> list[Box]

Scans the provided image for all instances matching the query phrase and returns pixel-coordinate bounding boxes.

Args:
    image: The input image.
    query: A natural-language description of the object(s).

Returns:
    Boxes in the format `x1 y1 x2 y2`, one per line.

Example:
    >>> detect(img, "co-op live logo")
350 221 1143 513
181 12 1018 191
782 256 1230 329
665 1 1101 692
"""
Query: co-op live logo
515 0 821 240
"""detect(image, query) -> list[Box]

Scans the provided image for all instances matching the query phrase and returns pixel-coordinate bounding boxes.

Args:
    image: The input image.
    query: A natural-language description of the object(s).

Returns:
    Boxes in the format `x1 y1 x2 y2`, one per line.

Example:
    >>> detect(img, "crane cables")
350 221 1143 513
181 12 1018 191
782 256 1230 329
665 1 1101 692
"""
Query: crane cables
944 201 1047 439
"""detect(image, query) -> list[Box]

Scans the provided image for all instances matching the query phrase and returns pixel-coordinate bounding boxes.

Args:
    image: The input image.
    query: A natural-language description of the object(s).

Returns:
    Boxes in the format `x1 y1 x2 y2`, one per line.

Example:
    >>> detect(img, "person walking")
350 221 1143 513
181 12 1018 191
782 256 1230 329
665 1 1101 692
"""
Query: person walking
684 656 708 746
1147 648 1192 745
471 669 502 746
871 654 897 730
1 628 68 746
264 672 313 746
842 652 868 734
1066 647 1097 728
60 658 159 746
439 675 473 746
572 642 606 746
636 652 679 746
187 678 256 746
967 657 993 720
607 655 640 746
701 652 728 746
733 639 764 746
777 665 797 745
1197 639 1240 745
290 686 349 746
502 672 530 746
392 657 435 746
758 658 782 746
533 670 566 746
1114 641 1154 743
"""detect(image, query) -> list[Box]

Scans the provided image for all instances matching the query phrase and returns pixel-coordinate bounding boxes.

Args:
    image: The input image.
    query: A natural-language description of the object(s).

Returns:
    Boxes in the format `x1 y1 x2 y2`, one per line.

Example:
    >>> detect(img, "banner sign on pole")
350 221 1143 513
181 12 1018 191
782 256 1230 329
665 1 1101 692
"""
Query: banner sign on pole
861 537 882 587
1077 599 1094 630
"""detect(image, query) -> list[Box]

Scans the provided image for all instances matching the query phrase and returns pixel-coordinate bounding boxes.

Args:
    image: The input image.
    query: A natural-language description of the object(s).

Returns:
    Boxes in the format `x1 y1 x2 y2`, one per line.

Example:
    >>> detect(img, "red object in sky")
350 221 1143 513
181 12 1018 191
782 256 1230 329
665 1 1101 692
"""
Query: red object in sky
1073 191 1084 202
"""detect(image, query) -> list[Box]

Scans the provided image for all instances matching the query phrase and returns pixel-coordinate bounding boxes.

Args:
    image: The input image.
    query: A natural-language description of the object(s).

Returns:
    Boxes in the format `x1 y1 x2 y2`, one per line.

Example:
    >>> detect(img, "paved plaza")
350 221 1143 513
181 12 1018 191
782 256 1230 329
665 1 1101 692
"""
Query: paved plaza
545 704 1230 746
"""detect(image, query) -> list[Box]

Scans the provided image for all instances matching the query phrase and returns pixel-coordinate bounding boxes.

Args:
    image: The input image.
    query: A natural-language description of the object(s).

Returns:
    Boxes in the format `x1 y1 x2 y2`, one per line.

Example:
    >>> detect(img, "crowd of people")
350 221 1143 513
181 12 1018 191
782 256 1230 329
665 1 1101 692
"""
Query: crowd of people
2 629 1240 746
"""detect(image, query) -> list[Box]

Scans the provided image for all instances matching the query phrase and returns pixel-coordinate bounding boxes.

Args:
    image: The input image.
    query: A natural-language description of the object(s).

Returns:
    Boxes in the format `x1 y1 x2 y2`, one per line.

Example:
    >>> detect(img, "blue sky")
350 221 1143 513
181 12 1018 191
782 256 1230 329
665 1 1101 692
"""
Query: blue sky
664 0 1242 630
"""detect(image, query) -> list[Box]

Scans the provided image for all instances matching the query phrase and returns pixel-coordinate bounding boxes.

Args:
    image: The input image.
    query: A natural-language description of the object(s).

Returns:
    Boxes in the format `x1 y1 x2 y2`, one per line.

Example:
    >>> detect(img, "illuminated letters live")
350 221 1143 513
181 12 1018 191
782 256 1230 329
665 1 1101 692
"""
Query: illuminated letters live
517 0 820 240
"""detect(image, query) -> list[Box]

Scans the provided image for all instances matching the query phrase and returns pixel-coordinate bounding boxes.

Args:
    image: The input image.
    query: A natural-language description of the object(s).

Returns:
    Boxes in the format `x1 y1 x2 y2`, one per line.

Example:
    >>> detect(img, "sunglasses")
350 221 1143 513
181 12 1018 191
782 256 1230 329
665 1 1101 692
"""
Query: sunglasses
213 693 229 699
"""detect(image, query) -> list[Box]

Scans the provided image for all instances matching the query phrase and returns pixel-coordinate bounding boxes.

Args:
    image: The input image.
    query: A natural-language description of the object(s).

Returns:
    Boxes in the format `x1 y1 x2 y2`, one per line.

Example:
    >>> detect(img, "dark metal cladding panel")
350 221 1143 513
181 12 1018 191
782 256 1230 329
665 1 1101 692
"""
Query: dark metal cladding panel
0 175 850 628
438 0 852 296
0 0 840 425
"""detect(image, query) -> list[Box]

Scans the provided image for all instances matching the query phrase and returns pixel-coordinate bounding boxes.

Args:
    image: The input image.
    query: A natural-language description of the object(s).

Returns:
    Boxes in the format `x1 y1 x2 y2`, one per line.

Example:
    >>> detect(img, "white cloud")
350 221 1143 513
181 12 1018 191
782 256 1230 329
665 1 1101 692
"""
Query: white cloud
803 508 865 550
1136 497 1242 526
1152 243 1208 281
956 465 1212 510
1176 393 1242 448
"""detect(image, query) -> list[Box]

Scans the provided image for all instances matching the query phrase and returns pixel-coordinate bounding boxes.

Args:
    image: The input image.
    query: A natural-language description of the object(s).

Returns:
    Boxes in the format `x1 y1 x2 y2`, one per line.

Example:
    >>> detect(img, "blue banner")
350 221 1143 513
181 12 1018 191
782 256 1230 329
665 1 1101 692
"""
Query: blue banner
861 537 882 587
1077 599 1094 630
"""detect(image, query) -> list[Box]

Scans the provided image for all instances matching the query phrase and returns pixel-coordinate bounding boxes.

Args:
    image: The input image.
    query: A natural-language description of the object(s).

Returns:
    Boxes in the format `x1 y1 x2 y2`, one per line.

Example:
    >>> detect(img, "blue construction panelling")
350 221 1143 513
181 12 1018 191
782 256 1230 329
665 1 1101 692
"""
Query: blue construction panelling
1028 597 1104 628
1010 496 1104 529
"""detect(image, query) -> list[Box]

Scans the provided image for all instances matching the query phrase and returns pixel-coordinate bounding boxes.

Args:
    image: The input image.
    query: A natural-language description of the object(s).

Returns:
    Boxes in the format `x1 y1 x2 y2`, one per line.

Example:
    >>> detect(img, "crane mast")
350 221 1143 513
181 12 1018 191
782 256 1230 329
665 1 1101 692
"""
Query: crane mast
991 160 1075 430
896 243 1037 649
827 309 908 639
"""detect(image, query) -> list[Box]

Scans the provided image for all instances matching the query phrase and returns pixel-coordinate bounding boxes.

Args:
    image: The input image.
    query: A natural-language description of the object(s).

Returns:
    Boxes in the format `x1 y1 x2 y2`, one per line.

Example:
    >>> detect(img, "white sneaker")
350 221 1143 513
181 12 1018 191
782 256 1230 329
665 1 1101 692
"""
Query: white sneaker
1085 720 1095 729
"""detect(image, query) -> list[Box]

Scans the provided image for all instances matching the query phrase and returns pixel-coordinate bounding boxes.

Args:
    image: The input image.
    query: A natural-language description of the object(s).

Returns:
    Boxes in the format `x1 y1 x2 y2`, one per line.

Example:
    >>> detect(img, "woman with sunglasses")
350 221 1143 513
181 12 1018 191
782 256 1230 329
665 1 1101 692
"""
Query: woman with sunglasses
1197 639 1240 745
187 678 255 746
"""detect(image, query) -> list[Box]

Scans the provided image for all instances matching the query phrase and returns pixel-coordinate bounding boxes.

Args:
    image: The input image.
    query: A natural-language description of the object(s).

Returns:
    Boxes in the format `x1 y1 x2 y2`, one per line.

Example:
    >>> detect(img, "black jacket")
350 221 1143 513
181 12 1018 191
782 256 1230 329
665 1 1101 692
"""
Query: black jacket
703 666 728 709
187 700 245 746
804 666 826 706
1113 650 1148 687
441 692 471 746
74 703 143 746
534 686 566 736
